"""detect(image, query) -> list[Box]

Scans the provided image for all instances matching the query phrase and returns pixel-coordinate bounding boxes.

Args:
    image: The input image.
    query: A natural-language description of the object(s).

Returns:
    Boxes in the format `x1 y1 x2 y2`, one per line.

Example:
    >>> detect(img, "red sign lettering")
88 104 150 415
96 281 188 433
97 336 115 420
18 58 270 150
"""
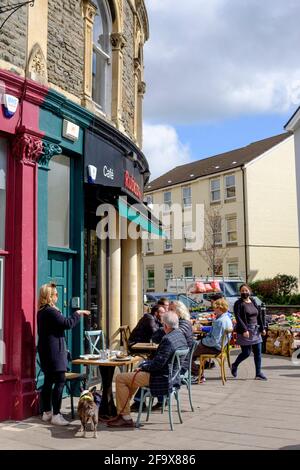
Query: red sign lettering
124 170 142 200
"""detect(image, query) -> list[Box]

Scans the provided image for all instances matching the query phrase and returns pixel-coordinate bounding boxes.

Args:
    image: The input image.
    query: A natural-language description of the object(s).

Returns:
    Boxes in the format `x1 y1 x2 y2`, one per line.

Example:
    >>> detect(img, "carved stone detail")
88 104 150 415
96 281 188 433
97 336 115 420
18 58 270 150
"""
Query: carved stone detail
111 32 127 50
134 57 141 71
26 43 48 85
38 142 63 168
82 0 97 22
13 133 43 164
138 81 146 95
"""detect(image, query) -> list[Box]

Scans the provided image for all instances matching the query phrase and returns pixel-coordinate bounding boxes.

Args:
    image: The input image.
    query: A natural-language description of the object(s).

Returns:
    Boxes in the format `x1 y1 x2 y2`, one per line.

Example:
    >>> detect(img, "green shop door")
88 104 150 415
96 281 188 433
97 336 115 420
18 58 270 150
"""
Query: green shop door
48 252 73 351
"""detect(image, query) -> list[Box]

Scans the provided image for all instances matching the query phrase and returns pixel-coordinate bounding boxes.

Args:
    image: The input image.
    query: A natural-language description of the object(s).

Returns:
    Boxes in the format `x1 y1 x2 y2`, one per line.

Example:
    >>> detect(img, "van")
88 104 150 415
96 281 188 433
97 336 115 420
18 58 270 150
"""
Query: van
167 277 262 312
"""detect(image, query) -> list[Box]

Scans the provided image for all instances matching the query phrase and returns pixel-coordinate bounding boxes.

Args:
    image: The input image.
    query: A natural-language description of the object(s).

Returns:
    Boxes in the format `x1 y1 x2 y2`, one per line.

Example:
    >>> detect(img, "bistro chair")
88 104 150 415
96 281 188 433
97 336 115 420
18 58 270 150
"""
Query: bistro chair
119 325 131 353
135 348 189 431
197 329 233 385
84 330 105 387
180 339 199 412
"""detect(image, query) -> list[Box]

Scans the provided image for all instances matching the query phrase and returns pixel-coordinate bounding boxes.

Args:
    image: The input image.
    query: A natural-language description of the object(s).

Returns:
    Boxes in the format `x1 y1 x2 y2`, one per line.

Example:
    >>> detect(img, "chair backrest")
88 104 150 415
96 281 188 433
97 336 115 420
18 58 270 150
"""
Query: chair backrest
85 330 105 354
221 328 233 352
119 325 131 352
170 348 189 383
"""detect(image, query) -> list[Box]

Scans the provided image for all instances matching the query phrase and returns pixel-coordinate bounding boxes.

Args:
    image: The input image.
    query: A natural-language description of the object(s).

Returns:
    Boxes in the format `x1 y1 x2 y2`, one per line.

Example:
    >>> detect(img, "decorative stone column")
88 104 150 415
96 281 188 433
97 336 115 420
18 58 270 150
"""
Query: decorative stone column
111 32 126 131
10 129 44 419
82 0 97 107
108 219 121 349
122 236 139 331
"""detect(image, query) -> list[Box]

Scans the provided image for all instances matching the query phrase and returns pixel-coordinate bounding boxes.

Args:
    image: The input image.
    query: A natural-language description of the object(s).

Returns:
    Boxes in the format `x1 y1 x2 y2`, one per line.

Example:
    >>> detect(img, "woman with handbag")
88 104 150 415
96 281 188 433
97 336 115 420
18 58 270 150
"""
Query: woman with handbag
37 282 90 425
231 284 267 380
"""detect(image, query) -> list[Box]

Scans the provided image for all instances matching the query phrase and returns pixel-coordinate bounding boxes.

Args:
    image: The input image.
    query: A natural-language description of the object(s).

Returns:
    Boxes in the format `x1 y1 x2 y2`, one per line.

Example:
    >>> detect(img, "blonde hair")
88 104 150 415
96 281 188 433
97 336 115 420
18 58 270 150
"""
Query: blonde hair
170 300 190 321
38 282 57 309
213 298 228 313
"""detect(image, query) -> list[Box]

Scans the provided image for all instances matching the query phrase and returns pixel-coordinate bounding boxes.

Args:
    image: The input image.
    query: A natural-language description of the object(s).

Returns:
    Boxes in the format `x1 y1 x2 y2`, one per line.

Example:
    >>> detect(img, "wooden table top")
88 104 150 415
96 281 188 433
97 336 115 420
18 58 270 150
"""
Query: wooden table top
131 342 159 350
72 356 140 367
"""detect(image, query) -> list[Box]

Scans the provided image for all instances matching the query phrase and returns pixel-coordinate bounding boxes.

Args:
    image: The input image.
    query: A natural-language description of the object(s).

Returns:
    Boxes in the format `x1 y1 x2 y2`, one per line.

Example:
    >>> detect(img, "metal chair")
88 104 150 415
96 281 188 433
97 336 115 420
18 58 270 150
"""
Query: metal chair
135 348 189 431
197 329 233 385
84 330 105 386
180 339 199 412
85 330 105 354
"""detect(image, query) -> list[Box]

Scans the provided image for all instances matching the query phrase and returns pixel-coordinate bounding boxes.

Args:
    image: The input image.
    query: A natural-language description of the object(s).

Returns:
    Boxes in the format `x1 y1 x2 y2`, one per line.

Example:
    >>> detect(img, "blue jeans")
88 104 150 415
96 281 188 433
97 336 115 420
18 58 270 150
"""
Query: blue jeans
233 343 262 375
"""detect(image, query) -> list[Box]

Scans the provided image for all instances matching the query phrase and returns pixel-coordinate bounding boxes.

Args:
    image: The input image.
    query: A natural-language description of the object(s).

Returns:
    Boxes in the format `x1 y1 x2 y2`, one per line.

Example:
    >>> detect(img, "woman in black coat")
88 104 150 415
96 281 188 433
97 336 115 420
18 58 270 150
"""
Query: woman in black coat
231 284 267 380
37 282 90 426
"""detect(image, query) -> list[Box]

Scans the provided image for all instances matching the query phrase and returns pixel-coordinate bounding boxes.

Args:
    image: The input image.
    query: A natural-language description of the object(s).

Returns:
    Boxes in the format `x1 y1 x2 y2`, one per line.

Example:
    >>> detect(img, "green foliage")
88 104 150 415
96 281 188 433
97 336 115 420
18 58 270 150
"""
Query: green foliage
249 274 299 305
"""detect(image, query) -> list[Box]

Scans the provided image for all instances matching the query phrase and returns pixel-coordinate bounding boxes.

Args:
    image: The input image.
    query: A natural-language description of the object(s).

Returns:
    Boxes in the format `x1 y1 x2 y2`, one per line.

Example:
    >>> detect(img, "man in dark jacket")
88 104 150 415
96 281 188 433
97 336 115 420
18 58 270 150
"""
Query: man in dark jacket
108 311 188 427
128 304 165 346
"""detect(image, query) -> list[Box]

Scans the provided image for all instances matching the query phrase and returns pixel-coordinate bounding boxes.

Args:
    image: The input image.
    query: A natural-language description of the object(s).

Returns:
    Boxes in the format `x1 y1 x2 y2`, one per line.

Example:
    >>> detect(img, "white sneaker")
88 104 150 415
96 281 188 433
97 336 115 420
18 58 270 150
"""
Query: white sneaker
42 411 52 422
51 413 69 426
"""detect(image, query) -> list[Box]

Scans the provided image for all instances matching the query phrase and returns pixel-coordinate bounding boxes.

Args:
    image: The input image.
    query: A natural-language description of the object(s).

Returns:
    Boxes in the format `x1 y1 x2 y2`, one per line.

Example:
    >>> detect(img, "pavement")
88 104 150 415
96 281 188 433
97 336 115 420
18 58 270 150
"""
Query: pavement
0 350 300 450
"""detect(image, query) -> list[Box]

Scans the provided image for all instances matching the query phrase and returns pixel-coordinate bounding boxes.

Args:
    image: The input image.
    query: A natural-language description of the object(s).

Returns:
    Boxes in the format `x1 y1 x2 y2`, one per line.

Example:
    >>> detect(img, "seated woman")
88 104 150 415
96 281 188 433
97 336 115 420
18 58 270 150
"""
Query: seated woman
191 298 232 383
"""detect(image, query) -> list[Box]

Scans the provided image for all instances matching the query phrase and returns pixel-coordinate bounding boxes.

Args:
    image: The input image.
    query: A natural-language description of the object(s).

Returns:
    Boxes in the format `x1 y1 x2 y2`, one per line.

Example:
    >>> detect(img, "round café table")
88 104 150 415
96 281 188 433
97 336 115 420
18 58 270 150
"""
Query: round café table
72 356 140 418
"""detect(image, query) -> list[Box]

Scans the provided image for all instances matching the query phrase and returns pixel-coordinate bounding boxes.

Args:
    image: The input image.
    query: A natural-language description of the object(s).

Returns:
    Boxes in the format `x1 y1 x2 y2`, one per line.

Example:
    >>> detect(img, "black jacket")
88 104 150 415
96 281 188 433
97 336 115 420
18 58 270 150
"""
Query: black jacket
233 297 264 334
129 313 160 345
152 319 193 373
37 305 80 372
140 329 188 396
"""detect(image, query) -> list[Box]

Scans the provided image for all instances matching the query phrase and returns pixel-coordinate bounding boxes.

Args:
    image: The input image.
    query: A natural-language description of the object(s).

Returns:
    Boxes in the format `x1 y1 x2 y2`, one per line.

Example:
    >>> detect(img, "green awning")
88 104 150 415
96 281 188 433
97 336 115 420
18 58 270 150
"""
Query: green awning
118 197 164 236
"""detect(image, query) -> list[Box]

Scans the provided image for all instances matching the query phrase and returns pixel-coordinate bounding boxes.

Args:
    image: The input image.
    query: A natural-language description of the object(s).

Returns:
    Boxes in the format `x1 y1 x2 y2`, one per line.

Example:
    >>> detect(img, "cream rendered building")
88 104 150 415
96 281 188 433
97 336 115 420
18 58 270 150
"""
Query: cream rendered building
144 133 299 292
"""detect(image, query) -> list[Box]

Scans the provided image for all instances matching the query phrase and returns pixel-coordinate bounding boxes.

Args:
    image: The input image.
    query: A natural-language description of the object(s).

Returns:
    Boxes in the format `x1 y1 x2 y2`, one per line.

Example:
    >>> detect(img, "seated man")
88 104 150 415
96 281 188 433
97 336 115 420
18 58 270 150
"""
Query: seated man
128 304 165 348
108 311 188 427
191 298 232 383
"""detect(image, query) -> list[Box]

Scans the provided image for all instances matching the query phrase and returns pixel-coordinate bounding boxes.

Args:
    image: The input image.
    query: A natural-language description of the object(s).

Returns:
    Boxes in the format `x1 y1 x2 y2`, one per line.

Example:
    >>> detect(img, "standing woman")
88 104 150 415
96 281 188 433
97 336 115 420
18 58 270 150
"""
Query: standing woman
231 284 267 380
37 282 90 425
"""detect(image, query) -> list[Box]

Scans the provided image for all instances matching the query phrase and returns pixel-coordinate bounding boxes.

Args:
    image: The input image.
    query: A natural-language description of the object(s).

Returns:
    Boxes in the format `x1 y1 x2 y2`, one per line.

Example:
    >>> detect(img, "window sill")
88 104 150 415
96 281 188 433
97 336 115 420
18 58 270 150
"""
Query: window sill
163 249 173 253
210 200 221 205
224 198 236 203
226 242 238 247
146 252 154 255
0 250 9 256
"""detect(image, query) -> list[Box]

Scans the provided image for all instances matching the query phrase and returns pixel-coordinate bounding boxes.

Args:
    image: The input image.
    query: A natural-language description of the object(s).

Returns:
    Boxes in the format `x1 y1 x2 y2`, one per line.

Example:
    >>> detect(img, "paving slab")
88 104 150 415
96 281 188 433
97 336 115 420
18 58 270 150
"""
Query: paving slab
0 353 300 450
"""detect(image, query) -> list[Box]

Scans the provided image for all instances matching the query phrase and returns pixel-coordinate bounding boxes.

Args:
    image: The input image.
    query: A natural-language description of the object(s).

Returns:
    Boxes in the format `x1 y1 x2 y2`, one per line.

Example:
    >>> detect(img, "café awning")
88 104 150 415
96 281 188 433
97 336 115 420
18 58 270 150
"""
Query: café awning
118 196 164 236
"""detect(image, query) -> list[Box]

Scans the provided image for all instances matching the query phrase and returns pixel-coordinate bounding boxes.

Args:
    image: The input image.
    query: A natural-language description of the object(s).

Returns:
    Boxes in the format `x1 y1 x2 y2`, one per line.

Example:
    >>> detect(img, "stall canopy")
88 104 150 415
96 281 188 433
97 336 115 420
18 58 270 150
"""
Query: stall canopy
118 196 164 237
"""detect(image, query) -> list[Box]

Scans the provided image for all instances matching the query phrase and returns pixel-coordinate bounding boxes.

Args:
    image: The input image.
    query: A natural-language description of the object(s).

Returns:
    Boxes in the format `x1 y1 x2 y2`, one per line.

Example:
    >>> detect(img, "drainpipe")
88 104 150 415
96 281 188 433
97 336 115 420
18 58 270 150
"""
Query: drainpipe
241 166 248 282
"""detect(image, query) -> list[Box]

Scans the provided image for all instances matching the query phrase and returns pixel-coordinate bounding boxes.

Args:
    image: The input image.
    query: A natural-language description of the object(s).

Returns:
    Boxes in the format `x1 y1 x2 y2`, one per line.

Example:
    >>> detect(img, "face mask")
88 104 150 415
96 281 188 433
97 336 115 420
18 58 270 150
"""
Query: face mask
241 292 250 299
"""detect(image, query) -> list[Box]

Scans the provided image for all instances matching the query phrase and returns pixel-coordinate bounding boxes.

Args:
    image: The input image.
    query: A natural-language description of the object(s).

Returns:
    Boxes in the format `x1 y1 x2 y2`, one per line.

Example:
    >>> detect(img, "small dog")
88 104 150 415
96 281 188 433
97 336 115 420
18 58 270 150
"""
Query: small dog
77 387 101 438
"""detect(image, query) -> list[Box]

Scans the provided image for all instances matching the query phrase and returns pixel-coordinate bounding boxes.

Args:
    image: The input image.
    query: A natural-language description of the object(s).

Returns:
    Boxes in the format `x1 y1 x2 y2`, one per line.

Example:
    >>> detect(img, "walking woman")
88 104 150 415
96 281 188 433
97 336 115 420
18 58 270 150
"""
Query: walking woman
231 284 267 380
37 282 90 425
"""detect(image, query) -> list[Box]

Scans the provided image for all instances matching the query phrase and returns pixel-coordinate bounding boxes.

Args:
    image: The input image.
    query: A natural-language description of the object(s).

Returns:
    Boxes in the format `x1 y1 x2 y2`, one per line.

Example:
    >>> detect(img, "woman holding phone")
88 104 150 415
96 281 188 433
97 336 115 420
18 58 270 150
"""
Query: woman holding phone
37 282 90 425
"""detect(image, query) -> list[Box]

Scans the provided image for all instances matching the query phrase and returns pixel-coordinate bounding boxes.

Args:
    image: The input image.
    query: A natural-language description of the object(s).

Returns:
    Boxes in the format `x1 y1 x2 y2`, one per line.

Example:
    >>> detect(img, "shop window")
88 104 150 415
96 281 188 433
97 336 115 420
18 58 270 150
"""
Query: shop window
184 265 193 278
48 155 70 248
226 216 237 244
0 140 7 250
210 178 221 203
225 174 236 200
182 186 192 208
164 265 173 289
145 194 153 206
92 0 112 114
147 267 155 291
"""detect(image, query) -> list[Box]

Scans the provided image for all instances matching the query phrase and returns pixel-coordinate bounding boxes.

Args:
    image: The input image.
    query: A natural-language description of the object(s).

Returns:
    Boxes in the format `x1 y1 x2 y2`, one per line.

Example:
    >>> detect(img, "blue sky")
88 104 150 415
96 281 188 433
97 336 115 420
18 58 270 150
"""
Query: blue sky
142 0 300 179
176 112 293 161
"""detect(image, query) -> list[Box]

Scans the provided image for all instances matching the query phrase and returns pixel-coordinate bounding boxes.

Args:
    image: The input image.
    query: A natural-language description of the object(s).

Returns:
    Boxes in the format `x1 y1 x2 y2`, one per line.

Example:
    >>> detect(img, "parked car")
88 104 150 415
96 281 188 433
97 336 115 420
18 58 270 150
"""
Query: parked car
144 292 204 319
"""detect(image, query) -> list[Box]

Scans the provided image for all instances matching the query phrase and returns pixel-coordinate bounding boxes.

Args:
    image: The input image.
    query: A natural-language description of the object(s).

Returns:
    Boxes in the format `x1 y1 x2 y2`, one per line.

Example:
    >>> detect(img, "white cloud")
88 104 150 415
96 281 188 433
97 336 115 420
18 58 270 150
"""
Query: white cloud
143 123 192 179
144 0 300 124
